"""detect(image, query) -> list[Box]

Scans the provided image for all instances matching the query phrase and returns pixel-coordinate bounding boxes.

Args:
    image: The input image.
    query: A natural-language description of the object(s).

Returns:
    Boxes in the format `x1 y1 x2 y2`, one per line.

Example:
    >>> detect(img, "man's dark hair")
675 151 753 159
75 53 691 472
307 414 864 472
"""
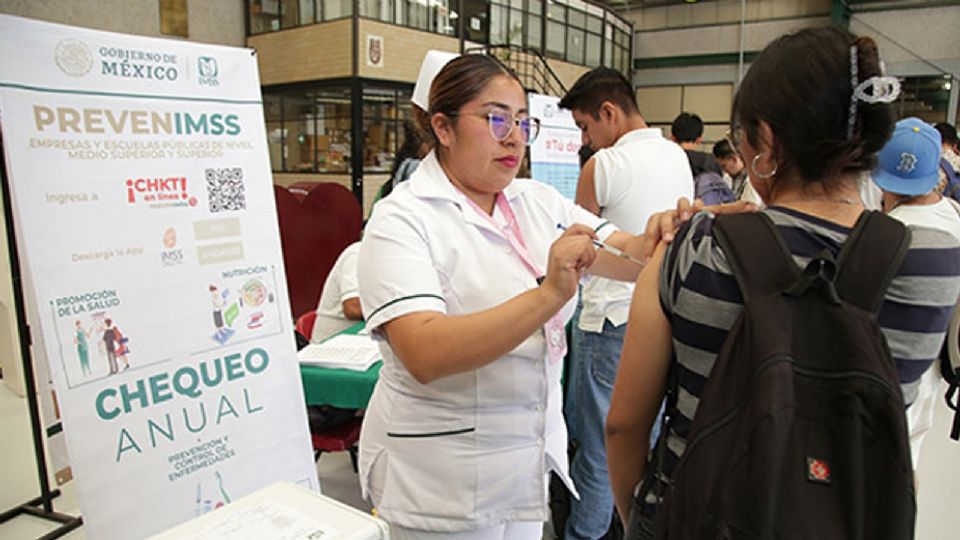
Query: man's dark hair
713 138 737 159
671 112 704 143
935 122 959 146
559 67 639 118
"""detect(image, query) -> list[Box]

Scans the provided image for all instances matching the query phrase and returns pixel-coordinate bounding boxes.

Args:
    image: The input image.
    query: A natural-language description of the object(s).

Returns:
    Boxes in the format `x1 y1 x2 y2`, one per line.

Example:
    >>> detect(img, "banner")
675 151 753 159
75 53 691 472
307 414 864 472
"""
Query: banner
529 93 582 200
0 15 318 539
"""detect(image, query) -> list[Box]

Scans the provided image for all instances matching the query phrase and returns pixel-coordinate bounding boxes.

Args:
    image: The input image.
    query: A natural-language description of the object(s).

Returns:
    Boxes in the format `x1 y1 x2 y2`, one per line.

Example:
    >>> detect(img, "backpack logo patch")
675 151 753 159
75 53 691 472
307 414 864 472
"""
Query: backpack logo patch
806 457 831 484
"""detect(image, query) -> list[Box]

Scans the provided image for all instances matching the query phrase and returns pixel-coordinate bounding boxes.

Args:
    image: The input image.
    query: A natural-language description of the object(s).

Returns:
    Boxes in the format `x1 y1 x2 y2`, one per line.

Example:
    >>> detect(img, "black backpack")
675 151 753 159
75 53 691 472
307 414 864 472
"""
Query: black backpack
652 211 916 539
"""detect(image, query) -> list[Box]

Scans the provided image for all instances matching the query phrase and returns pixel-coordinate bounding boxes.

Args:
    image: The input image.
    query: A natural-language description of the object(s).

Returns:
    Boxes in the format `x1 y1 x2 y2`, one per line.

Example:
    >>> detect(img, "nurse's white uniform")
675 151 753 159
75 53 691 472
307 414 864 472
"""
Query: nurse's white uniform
357 151 616 533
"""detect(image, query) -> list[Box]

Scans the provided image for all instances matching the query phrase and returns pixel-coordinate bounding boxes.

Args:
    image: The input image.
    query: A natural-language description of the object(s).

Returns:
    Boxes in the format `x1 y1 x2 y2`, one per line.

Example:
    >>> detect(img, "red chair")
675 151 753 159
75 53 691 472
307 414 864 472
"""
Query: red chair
311 417 363 472
273 182 362 319
298 308 363 473
296 311 318 341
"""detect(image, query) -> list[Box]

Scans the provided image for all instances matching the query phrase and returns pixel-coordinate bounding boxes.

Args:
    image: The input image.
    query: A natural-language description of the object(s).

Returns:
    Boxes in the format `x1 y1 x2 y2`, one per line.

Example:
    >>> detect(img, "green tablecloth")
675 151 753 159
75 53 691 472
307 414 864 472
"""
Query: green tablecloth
299 322 381 409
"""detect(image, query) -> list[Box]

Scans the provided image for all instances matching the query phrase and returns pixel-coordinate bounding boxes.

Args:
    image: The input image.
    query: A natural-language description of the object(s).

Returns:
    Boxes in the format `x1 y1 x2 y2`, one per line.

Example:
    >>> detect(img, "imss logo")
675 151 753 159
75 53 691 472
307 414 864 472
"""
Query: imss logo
198 56 219 87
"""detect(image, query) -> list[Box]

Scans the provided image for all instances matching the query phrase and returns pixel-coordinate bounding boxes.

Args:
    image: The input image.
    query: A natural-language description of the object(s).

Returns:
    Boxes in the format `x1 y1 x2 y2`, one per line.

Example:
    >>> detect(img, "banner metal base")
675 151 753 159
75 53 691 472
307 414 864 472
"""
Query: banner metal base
0 490 84 539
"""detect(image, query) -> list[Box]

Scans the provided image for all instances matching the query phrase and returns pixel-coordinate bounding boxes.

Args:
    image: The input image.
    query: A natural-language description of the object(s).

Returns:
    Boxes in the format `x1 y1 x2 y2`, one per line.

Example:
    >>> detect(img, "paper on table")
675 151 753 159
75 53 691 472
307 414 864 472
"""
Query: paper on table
298 334 381 371
176 499 339 540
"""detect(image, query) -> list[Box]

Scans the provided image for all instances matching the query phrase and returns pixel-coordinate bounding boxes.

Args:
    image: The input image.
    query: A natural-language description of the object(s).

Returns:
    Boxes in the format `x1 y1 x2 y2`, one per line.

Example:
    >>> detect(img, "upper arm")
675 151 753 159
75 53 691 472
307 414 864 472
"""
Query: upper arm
358 207 447 335
607 244 673 432
575 158 601 215
341 297 363 320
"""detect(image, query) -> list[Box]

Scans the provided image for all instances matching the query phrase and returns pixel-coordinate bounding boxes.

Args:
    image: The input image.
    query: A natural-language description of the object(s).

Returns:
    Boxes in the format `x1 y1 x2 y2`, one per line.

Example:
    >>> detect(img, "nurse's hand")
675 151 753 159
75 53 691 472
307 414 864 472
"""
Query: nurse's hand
638 198 757 259
541 224 597 303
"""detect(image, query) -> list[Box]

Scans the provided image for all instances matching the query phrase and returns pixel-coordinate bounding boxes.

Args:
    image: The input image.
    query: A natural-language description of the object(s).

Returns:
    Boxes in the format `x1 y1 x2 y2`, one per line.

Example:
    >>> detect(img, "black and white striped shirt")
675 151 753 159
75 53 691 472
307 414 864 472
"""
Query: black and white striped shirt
653 206 960 489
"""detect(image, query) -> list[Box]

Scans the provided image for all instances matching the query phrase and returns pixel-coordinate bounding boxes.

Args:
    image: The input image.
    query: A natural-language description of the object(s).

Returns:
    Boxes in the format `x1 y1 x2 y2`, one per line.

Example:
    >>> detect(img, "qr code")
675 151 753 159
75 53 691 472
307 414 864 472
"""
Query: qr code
205 167 246 213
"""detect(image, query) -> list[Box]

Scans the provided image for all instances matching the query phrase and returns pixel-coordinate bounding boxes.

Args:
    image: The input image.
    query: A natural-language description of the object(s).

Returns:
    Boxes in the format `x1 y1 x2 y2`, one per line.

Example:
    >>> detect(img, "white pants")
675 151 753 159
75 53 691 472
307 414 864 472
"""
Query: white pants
389 521 543 540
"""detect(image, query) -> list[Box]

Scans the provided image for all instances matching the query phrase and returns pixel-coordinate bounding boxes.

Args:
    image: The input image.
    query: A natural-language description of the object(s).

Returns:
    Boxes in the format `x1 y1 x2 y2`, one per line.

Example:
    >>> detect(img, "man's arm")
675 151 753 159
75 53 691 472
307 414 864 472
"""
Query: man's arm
575 158 601 215
341 297 362 321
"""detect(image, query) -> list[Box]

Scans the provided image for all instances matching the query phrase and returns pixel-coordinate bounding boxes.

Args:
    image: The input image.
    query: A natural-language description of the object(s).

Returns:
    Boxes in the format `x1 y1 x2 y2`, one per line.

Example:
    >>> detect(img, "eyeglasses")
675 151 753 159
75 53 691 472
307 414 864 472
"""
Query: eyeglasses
450 110 541 145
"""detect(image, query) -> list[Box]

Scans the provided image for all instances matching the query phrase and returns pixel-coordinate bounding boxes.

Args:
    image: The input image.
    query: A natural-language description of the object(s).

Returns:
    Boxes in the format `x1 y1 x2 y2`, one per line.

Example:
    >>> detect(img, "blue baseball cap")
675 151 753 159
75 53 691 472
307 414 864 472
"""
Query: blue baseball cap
872 117 942 196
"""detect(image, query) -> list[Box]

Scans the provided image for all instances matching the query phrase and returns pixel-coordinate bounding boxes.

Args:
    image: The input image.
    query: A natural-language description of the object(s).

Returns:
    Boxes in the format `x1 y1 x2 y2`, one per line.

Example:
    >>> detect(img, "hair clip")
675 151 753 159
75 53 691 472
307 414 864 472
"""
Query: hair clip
847 45 900 139
852 76 901 104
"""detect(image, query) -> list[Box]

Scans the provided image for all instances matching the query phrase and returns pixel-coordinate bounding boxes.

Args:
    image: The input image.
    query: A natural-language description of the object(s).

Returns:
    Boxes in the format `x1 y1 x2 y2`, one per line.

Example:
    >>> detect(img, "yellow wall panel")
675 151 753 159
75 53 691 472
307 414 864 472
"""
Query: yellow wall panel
249 20 353 86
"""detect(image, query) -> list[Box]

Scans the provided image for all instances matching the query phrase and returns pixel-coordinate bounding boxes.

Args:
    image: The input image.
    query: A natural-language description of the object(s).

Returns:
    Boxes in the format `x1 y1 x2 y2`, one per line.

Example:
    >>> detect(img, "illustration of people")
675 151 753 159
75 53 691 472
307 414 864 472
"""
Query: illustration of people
103 318 119 375
74 320 91 376
114 323 130 371
210 284 235 344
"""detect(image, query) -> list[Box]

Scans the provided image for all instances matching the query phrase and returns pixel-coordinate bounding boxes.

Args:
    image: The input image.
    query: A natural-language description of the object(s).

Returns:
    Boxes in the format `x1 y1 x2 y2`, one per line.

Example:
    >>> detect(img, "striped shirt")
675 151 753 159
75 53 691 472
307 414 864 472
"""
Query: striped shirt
651 206 960 494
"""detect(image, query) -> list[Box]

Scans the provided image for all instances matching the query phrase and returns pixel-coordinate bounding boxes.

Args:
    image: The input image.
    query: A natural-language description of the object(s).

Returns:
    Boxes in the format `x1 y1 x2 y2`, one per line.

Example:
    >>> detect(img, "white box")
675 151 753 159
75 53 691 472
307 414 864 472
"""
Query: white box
148 482 389 540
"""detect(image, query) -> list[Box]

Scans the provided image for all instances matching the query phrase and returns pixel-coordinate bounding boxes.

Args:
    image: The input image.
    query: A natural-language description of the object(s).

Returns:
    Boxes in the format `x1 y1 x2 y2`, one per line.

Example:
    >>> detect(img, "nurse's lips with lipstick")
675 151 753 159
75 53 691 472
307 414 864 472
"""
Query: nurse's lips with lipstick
496 155 519 168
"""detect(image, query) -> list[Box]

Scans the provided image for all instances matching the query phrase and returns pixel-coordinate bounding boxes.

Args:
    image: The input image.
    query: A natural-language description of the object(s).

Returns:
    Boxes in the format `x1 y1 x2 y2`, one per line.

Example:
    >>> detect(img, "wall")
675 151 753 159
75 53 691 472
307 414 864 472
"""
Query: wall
357 19 459 82
850 6 960 75
626 0 830 31
0 0 245 46
249 19 353 85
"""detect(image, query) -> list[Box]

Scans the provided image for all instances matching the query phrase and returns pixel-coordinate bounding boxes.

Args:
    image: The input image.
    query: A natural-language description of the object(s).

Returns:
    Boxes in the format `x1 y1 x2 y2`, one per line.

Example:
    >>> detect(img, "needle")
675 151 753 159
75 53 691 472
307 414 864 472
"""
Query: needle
556 224 644 266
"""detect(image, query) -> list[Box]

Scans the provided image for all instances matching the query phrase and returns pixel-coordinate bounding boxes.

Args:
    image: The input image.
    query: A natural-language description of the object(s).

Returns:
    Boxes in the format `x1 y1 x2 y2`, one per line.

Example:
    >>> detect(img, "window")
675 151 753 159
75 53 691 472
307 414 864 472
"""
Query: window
262 84 418 176
321 0 352 21
462 0 488 43
248 0 280 34
363 87 411 173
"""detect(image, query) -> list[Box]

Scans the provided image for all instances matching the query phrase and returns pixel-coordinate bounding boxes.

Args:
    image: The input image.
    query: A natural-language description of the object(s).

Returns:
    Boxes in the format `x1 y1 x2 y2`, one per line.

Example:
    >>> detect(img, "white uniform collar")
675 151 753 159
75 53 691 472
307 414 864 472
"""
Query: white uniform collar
407 150 524 205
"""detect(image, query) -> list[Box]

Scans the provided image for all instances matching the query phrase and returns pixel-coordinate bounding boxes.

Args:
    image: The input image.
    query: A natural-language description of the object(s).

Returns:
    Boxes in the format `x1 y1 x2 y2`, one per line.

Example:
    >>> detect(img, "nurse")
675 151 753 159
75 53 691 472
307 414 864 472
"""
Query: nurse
358 54 666 540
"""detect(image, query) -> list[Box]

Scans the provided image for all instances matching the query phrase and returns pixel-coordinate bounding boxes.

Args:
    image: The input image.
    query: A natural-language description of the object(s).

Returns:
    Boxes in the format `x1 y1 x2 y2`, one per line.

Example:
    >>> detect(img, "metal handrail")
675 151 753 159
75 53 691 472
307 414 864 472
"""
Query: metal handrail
465 45 568 97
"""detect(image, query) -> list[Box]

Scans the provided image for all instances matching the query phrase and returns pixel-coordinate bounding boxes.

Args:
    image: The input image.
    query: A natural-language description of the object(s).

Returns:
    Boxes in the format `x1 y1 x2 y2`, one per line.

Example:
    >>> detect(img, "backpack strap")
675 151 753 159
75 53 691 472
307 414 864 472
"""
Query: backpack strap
713 212 801 302
834 210 910 315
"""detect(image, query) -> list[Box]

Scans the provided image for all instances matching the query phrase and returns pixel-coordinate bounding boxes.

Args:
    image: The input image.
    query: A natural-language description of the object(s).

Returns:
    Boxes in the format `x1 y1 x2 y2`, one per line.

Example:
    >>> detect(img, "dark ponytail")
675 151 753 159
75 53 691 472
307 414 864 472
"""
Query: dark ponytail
732 26 895 190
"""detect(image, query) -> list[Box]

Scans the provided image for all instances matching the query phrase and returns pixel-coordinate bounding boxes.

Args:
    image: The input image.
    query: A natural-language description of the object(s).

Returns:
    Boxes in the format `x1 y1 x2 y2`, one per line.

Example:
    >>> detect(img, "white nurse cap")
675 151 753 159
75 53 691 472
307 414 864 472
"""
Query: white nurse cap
411 50 460 112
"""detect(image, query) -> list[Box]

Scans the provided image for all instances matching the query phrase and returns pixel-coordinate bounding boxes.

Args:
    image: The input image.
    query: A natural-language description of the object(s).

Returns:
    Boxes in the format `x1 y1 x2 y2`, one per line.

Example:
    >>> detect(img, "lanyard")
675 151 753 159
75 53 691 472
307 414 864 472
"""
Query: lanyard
460 190 567 364
462 192 544 279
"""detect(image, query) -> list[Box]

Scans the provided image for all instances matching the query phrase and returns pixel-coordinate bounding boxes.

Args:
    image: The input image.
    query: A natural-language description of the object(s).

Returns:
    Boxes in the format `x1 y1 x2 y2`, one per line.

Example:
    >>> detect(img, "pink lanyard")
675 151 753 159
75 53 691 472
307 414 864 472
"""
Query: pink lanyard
461 191 567 364
462 192 543 279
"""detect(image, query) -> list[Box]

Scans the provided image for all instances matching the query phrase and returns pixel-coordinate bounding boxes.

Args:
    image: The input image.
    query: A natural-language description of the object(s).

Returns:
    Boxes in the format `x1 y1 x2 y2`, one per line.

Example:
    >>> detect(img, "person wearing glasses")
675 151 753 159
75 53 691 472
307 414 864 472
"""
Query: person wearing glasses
557 67 693 540
606 26 960 538
356 54 660 540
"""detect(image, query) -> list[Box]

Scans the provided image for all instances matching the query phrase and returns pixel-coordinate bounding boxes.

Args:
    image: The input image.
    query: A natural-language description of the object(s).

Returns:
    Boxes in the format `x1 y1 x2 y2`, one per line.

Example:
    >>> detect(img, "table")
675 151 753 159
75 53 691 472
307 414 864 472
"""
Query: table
299 322 381 409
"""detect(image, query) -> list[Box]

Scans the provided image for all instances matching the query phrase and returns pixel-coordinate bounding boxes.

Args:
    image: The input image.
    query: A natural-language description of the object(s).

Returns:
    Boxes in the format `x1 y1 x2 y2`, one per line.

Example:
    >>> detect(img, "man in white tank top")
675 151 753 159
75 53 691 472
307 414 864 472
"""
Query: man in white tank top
558 68 693 540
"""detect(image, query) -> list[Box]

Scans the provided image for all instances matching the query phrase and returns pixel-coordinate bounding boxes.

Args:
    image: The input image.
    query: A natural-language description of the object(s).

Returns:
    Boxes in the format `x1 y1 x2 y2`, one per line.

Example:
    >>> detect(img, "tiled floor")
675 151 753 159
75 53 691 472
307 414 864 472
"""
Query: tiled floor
1 379 957 539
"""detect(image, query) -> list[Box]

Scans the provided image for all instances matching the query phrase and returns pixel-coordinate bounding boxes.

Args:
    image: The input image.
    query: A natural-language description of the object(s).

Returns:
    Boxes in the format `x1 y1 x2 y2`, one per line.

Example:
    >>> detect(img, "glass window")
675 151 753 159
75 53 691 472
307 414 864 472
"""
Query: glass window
314 88 352 173
322 0 351 21
282 91 316 172
490 4 507 45
526 14 542 52
407 0 429 30
547 3 564 23
546 21 565 58
249 0 280 33
508 8 524 46
462 0 488 43
264 94 283 171
360 0 387 21
529 0 542 15
567 8 585 28
586 14 602 34
434 0 455 35
566 27 584 64
585 33 601 67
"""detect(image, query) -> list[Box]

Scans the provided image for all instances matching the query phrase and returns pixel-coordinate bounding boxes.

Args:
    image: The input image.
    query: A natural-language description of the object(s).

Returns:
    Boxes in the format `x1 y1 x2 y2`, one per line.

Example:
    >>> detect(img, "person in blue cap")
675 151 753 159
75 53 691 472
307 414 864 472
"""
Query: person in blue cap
873 116 960 471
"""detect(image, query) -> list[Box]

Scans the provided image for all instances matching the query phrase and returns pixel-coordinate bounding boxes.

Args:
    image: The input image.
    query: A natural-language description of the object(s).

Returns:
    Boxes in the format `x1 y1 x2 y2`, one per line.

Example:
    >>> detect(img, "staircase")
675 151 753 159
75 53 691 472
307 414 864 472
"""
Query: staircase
466 45 568 97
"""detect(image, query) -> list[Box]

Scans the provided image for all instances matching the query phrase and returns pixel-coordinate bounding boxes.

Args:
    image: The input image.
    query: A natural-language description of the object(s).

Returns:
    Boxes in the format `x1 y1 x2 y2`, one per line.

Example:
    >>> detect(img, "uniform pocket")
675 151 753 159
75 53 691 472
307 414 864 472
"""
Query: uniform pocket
379 420 478 520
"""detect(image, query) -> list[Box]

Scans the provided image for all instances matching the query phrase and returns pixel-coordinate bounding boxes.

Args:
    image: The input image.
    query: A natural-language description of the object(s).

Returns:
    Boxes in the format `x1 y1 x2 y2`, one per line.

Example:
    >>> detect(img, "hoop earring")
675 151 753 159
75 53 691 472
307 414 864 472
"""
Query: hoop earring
751 153 778 179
